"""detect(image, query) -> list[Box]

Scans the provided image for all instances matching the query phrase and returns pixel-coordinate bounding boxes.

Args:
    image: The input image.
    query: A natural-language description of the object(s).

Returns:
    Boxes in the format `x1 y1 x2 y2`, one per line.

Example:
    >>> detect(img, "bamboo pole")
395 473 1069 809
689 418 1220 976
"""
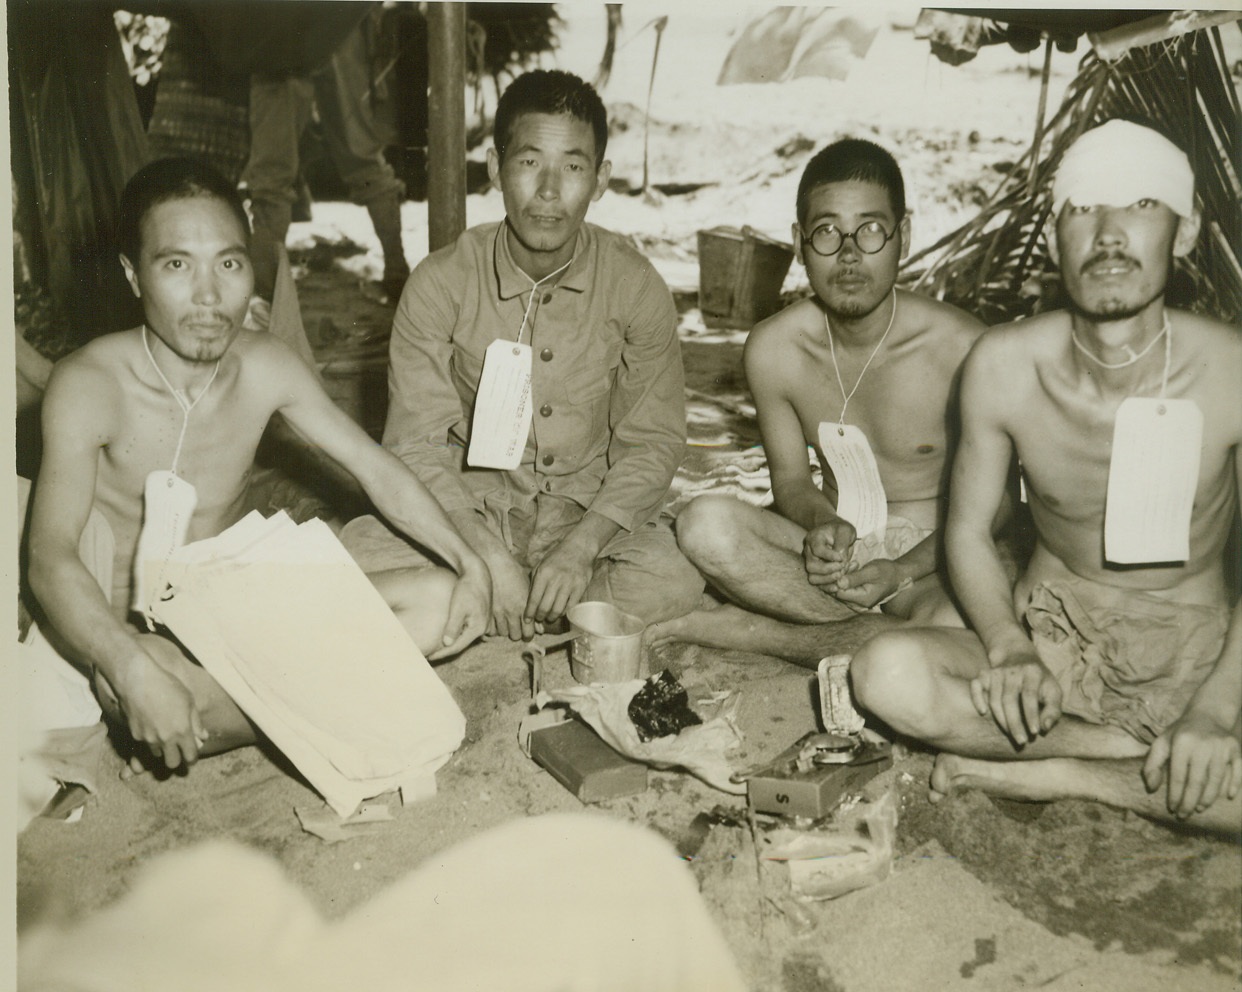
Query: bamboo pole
427 3 467 252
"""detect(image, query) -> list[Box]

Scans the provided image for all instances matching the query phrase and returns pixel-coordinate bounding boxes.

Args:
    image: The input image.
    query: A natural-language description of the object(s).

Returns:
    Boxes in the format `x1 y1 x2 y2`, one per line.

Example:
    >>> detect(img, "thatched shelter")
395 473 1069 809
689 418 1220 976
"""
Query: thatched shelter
902 10 1241 326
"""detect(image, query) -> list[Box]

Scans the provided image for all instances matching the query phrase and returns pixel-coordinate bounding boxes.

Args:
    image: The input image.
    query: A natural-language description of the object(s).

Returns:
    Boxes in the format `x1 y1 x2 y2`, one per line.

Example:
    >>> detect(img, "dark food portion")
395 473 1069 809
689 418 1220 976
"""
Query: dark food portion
628 671 703 742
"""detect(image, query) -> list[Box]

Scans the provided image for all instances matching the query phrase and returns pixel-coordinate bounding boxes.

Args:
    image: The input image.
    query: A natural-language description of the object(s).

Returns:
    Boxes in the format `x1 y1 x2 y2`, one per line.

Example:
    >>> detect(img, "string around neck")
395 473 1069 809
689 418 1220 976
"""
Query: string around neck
516 256 573 346
142 325 221 476
826 289 898 428
1071 313 1169 371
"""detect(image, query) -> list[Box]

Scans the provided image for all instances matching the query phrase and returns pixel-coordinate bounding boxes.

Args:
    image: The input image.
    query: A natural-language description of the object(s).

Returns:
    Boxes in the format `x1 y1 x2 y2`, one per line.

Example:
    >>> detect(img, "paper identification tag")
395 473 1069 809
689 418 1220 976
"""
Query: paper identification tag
1104 397 1202 564
132 469 198 621
467 340 533 470
818 422 888 540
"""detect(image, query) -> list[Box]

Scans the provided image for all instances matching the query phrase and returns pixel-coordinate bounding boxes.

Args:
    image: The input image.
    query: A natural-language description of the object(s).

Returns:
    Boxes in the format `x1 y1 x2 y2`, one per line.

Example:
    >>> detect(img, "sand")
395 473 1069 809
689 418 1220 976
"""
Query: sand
17 7 1242 991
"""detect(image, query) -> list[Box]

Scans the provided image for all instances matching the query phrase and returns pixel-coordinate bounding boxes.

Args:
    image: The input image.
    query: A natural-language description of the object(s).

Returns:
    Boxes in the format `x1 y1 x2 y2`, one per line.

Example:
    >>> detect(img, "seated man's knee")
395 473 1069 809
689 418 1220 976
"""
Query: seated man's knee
589 538 704 625
674 496 746 569
379 567 460 656
905 588 965 629
851 631 941 737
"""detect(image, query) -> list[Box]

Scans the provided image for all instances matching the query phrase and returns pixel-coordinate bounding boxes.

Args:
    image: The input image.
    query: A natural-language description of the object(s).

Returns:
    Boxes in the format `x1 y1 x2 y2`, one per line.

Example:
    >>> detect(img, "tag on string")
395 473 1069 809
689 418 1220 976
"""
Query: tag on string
467 340 533 470
133 469 198 625
1104 397 1201 564
817 422 888 540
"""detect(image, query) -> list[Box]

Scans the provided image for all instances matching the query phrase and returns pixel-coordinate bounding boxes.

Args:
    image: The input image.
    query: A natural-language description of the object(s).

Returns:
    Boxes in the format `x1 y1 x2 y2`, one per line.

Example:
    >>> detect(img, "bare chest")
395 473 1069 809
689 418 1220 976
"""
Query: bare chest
98 389 269 542
790 357 952 472
1014 372 1233 580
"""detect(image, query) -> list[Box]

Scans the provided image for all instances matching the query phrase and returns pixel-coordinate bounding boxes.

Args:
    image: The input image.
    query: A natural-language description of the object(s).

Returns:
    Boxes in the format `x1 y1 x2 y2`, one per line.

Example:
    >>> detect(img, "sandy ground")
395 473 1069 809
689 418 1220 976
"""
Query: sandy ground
18 7 1242 991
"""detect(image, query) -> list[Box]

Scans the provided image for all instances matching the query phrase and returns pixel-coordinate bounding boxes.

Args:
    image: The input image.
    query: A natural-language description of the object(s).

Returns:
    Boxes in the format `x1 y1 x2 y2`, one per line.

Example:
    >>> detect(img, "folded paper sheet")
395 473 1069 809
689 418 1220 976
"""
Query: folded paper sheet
153 512 466 817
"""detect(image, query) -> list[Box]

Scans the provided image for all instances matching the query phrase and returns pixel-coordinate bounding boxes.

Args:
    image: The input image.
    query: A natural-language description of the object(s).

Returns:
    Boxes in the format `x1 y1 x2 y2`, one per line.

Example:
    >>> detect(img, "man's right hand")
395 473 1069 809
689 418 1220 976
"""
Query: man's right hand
803 519 856 586
971 646 1063 748
101 637 207 771
486 549 537 641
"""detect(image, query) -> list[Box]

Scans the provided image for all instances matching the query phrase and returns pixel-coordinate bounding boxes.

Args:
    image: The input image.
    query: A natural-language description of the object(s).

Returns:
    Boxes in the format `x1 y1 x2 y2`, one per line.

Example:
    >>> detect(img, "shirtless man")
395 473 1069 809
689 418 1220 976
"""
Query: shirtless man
851 120 1242 834
27 157 491 774
653 139 984 662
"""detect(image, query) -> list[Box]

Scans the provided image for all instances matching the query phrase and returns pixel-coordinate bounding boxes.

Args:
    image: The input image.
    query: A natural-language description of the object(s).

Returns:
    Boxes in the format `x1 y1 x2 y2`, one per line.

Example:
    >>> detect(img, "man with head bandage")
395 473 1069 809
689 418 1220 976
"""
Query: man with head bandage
850 119 1242 836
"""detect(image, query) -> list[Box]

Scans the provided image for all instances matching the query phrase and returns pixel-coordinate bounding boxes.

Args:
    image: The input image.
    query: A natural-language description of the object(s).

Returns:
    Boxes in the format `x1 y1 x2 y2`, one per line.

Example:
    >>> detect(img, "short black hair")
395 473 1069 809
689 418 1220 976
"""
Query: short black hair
493 69 608 165
796 138 906 227
117 157 250 262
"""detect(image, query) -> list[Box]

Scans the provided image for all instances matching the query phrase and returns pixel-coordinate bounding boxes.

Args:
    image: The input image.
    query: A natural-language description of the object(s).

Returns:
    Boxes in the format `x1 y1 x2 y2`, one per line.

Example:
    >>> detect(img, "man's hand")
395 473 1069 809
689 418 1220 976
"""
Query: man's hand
803 519 856 587
832 558 905 609
971 646 1062 747
101 637 207 771
486 550 537 641
527 535 597 625
1142 709 1242 820
428 563 492 660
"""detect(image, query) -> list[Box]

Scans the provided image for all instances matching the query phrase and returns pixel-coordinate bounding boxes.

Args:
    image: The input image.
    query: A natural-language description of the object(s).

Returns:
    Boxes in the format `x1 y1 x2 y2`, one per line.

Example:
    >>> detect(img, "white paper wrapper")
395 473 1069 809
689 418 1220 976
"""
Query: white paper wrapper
536 680 746 794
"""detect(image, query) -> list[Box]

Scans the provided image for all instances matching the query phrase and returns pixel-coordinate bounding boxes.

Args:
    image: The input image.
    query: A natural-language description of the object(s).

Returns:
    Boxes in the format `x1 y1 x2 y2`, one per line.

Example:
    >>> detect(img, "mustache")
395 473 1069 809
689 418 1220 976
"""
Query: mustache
1080 250 1140 274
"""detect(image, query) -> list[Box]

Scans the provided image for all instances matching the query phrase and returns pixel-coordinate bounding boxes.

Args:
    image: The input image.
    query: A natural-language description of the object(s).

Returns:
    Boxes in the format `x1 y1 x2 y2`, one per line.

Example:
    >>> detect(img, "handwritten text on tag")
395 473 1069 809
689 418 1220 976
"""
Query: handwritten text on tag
817 422 888 540
468 341 533 470
1104 397 1201 564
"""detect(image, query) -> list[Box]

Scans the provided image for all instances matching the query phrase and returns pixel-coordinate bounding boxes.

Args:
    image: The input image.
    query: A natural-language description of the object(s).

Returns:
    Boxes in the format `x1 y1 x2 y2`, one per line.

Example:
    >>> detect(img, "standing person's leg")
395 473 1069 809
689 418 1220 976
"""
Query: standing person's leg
242 75 314 301
311 39 409 298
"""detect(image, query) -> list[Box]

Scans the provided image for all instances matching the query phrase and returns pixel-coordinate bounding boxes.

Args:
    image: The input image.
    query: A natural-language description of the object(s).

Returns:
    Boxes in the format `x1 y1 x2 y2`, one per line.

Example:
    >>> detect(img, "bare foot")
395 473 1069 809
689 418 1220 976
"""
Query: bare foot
930 751 1073 805
928 752 964 803
645 613 696 650
645 603 787 652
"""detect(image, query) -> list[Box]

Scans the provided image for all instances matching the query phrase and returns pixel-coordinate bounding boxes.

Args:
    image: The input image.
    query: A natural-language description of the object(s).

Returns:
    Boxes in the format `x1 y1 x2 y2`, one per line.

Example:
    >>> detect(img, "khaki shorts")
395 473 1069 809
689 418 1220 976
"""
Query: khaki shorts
339 497 704 626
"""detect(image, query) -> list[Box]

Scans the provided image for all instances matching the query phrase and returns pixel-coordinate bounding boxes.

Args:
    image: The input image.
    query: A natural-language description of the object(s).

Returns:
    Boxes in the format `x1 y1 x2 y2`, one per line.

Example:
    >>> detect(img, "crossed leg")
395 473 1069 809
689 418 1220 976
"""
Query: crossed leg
648 495 952 664
852 627 1242 836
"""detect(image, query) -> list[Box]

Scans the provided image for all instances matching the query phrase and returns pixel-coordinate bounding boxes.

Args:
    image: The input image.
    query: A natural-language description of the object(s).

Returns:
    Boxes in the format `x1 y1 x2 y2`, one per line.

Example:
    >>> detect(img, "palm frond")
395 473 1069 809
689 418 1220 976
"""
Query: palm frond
902 25 1242 325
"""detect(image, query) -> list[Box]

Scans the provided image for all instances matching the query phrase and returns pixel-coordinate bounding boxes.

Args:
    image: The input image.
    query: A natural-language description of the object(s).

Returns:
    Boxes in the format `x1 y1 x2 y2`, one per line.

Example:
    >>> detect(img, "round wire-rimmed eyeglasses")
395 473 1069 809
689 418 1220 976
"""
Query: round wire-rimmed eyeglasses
801 221 897 256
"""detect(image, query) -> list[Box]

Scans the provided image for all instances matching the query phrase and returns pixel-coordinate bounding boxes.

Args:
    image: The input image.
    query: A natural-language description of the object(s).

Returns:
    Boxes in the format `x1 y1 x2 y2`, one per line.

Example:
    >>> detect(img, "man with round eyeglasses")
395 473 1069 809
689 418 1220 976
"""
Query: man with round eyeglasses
653 138 986 663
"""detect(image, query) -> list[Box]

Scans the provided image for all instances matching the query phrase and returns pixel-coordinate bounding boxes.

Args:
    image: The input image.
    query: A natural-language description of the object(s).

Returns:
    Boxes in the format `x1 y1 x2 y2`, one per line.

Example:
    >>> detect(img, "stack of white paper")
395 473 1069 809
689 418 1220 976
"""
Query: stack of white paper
153 512 466 817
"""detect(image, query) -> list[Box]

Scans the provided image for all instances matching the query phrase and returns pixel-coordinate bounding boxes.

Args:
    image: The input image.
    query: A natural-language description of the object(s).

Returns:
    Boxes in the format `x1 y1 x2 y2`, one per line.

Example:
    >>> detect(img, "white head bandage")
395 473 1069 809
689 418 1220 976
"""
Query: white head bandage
1052 120 1195 219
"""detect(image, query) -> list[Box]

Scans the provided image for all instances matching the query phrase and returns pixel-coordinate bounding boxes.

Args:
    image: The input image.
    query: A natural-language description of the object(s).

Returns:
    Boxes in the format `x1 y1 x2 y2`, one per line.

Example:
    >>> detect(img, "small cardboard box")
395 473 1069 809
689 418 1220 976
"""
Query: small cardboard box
529 718 648 804
747 736 891 820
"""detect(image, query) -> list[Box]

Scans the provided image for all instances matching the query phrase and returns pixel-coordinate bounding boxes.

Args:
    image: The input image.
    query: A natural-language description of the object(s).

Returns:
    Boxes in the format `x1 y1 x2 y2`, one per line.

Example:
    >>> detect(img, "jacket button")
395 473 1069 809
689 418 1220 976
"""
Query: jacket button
542 454 555 466
539 404 553 417
540 348 554 361
541 293 552 304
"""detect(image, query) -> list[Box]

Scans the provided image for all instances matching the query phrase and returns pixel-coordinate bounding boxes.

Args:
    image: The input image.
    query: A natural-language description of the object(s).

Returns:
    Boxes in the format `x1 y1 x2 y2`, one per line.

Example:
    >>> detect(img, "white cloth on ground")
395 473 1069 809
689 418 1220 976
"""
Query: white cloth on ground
17 476 110 832
152 511 466 817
